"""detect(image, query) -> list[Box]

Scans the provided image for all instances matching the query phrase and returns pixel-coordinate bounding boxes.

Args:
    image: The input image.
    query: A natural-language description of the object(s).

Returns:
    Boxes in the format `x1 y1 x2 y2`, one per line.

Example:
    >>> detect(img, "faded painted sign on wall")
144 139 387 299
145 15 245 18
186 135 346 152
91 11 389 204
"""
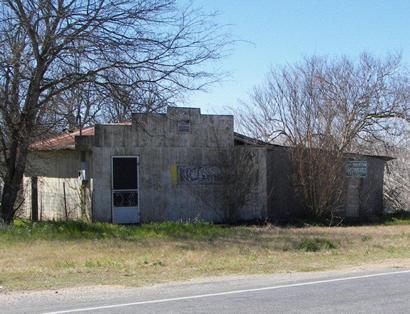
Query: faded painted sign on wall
178 165 223 184
346 160 368 178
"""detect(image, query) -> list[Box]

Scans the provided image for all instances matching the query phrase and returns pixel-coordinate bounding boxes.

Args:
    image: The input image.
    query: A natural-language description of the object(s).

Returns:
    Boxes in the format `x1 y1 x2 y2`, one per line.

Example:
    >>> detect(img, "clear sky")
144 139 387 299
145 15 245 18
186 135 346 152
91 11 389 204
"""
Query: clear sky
184 0 410 114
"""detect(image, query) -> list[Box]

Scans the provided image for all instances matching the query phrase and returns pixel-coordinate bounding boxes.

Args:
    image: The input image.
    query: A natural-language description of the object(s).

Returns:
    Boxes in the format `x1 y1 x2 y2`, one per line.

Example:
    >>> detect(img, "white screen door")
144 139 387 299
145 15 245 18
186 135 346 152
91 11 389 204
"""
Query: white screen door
112 156 139 224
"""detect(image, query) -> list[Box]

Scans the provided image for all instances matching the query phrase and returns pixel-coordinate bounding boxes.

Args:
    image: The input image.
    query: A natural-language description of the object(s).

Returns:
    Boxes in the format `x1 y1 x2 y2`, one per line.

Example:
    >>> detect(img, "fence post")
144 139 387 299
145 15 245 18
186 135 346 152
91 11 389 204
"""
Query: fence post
31 176 38 221
63 181 68 220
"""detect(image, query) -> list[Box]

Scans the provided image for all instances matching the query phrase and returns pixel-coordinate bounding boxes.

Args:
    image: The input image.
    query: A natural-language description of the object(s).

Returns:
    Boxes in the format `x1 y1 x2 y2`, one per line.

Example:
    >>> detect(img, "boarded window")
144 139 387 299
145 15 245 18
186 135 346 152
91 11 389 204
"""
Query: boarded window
178 120 191 133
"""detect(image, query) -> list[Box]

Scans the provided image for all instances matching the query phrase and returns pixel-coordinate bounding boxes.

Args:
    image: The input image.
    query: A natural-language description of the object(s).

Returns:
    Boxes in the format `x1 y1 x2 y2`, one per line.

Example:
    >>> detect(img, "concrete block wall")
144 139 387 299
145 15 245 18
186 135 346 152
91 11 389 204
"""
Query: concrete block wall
131 108 234 148
26 150 82 178
233 146 268 221
345 156 385 217
91 107 262 223
266 146 305 221
92 145 225 223
266 147 387 219
23 106 388 223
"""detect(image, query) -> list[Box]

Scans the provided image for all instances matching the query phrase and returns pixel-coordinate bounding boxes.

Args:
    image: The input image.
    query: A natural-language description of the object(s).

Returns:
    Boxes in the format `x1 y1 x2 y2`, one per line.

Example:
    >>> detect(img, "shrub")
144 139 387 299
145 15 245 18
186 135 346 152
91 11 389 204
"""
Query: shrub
296 237 337 252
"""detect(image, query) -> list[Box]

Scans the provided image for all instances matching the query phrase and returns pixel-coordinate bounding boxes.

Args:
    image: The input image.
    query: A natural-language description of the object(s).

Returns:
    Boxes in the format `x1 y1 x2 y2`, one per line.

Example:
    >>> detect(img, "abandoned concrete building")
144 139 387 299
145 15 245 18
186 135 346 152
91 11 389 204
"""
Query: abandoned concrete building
22 107 392 223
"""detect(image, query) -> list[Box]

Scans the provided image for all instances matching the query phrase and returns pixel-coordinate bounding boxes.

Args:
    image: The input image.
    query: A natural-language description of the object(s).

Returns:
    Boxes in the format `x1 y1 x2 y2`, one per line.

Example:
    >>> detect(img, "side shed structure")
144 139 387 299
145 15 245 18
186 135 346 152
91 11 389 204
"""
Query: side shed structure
23 107 392 223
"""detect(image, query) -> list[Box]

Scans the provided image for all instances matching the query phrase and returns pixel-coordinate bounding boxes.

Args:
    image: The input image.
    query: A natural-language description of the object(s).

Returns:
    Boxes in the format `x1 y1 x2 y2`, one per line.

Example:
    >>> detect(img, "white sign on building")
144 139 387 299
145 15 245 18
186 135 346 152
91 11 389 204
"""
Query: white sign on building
346 160 368 178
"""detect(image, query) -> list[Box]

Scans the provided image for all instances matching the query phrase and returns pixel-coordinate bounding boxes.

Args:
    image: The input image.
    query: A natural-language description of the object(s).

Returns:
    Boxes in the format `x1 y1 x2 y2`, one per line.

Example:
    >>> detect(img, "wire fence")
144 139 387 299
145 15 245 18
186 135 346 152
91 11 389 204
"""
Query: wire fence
21 176 92 221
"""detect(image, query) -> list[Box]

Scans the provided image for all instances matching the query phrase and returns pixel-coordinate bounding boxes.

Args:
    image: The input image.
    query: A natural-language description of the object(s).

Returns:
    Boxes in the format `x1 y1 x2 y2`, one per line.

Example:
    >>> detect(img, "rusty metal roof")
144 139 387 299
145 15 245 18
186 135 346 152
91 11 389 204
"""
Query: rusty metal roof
30 121 132 151
30 126 96 151
30 122 132 151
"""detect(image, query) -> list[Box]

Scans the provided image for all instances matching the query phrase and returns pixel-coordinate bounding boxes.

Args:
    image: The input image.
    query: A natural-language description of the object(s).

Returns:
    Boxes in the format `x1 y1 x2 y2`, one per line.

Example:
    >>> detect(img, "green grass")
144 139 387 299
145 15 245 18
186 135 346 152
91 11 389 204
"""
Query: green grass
1 219 238 242
4 210 410 242
2 219 410 291
296 237 338 252
277 210 410 227
382 211 410 225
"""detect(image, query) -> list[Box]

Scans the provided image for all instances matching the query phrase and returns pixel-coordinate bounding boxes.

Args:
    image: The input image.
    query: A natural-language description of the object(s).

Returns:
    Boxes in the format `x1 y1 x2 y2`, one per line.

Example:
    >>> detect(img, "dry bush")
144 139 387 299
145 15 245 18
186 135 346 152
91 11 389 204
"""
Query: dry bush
237 54 410 219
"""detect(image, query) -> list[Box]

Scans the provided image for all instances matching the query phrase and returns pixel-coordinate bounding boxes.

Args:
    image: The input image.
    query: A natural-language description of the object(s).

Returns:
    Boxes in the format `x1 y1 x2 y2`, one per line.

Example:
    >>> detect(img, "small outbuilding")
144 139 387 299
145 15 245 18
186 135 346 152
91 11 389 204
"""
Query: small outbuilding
23 107 392 223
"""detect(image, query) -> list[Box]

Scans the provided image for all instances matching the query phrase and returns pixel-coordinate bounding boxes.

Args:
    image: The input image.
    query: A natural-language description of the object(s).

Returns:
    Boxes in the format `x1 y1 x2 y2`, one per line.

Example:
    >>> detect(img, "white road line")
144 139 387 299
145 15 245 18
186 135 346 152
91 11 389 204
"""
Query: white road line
44 269 410 314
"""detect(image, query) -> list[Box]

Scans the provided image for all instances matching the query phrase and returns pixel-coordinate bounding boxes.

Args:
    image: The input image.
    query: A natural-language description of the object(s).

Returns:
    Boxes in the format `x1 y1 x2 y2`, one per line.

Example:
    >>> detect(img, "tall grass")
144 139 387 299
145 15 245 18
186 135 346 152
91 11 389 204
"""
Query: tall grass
0 219 237 241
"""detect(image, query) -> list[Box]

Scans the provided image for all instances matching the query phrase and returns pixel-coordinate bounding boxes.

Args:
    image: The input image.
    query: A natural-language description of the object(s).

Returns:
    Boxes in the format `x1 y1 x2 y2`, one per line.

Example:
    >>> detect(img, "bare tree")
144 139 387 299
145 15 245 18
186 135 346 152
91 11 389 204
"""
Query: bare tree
211 128 260 224
0 0 228 223
52 83 103 130
384 146 410 211
218 147 259 223
54 72 180 130
238 54 410 219
360 126 410 212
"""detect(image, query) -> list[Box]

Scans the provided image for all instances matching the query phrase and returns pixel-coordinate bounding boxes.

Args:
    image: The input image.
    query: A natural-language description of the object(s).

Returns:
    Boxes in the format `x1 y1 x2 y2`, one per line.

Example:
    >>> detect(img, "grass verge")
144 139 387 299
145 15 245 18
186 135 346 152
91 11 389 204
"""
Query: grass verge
1 219 410 291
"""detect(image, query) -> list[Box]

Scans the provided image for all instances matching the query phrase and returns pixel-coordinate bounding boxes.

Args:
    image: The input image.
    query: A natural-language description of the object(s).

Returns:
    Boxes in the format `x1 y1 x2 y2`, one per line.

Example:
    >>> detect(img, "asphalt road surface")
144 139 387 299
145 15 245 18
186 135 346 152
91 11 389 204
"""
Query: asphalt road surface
2 268 410 313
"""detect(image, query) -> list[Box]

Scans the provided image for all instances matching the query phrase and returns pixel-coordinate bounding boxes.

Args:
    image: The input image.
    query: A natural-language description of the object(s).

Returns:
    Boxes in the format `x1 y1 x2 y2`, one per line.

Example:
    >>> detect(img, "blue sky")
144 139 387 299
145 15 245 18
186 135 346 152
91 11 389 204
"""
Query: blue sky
184 0 410 114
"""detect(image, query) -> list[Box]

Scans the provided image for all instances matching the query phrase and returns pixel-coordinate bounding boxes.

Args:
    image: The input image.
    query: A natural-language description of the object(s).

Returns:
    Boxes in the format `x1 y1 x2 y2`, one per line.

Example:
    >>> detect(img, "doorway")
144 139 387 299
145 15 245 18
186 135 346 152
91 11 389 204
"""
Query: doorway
111 156 139 224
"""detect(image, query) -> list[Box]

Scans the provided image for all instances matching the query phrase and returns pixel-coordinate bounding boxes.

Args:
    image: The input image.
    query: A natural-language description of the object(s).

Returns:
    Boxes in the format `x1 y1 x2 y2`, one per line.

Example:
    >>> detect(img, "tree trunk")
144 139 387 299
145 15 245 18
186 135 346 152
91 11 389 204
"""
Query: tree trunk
0 141 28 224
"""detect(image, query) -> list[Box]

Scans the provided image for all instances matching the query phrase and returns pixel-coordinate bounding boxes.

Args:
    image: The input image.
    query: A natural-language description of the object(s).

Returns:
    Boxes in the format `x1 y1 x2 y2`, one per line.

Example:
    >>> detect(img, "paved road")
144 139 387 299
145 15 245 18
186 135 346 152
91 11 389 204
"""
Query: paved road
2 269 410 313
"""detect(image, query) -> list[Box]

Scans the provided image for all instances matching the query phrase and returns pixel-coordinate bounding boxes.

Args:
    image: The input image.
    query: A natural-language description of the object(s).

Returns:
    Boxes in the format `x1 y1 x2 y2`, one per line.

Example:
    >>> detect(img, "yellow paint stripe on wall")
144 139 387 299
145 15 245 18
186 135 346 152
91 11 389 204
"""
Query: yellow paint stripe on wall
170 164 178 185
